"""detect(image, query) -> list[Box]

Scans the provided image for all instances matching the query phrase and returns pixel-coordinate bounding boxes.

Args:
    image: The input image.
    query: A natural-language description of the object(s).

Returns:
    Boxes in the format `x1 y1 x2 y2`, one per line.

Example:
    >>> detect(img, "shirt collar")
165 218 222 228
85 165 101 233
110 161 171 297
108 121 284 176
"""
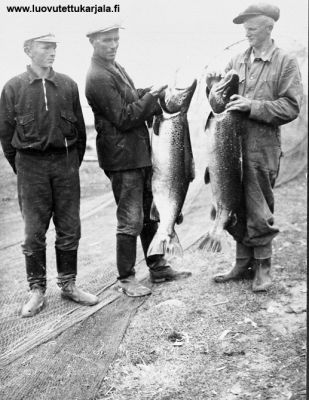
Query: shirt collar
27 65 57 85
240 40 277 63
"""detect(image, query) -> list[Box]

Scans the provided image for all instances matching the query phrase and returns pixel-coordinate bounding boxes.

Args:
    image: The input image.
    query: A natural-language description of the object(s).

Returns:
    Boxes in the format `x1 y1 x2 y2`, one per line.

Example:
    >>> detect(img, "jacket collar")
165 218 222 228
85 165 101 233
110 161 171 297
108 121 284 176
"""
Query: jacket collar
91 55 135 89
26 65 58 85
240 40 277 64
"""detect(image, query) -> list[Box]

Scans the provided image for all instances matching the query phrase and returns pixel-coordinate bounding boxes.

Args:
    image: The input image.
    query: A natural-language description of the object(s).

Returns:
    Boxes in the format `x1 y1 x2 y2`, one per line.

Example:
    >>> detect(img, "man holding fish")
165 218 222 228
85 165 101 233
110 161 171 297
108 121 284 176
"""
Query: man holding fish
85 21 192 297
205 3 303 292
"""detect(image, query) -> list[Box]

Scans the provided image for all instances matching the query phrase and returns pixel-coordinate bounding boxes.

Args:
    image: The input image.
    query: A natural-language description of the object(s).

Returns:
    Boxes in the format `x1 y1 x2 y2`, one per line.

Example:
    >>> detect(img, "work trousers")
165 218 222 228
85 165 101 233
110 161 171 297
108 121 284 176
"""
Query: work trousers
106 167 166 278
16 148 81 255
236 123 282 260
106 167 155 236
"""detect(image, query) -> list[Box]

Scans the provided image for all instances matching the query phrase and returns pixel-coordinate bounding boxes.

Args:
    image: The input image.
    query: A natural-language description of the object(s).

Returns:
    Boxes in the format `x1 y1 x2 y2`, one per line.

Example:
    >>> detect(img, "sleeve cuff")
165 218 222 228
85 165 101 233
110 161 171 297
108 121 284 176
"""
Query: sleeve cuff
249 100 262 120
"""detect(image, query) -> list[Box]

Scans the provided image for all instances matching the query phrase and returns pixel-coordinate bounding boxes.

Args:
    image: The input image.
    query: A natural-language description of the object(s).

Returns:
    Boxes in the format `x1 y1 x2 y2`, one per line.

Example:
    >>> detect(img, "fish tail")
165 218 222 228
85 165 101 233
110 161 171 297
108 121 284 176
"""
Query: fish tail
147 231 183 258
196 232 222 253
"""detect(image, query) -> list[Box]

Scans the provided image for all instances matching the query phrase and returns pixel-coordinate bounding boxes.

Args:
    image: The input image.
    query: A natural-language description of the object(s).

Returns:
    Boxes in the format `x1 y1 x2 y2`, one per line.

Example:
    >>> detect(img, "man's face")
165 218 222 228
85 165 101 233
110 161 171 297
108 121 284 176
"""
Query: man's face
26 42 56 68
92 29 119 62
243 17 271 48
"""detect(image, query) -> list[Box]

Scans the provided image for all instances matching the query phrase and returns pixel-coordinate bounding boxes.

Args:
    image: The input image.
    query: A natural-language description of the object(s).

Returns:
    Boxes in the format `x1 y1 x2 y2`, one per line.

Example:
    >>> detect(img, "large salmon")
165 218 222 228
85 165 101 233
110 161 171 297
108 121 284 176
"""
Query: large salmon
147 80 197 258
199 69 245 252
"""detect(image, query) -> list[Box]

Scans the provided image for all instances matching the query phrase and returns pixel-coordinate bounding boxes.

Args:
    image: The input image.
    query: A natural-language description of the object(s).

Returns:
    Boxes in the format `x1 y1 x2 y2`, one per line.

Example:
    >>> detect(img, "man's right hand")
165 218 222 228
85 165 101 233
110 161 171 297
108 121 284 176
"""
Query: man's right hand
149 84 168 97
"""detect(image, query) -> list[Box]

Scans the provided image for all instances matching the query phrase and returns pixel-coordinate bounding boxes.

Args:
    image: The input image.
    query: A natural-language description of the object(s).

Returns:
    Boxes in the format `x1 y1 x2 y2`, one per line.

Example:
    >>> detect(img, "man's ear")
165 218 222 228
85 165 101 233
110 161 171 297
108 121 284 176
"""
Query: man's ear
24 47 32 57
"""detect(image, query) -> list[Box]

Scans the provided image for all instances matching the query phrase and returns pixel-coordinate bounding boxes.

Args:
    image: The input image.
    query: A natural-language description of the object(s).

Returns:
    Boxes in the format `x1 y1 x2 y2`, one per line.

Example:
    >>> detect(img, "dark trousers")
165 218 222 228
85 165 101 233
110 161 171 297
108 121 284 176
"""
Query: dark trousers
16 148 81 255
106 167 166 278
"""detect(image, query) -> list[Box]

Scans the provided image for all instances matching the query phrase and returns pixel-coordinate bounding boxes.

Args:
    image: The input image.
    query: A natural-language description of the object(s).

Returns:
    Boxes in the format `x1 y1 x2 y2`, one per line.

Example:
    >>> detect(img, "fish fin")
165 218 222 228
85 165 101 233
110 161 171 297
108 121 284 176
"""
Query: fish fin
196 232 222 253
176 212 183 225
210 205 216 220
147 231 183 259
204 167 210 184
153 115 162 136
150 201 160 221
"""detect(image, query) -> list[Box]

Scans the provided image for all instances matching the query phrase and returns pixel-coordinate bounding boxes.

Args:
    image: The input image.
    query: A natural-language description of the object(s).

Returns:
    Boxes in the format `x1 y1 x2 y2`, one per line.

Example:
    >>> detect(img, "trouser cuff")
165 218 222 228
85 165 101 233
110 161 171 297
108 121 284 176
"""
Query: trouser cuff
57 273 76 288
236 242 253 259
254 244 272 259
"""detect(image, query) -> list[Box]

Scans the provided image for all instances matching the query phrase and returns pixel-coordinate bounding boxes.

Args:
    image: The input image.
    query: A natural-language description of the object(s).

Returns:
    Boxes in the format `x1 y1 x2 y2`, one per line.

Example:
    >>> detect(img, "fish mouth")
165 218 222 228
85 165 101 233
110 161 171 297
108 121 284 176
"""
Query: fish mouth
209 70 239 113
214 70 239 98
160 79 197 114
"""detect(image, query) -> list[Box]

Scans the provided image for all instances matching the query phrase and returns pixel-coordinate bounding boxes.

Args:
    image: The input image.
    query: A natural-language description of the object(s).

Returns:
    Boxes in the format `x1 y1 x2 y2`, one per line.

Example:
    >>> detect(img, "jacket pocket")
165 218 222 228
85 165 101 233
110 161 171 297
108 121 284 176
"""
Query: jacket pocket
16 113 38 140
60 110 77 139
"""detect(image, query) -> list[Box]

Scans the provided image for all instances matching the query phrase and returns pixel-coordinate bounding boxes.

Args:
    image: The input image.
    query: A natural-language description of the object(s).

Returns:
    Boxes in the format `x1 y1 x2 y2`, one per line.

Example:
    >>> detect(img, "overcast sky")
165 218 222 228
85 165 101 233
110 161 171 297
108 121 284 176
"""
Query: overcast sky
0 0 307 122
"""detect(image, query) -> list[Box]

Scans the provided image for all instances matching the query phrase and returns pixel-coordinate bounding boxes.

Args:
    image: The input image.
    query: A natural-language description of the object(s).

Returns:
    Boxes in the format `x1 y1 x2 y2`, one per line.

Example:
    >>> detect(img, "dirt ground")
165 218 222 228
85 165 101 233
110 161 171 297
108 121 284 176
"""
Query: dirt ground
93 171 307 400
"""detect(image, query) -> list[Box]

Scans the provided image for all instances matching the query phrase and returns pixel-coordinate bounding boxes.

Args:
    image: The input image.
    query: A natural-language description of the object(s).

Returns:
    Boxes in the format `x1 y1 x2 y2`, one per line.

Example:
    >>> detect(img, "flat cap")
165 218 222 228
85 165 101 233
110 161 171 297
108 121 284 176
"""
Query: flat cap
24 33 58 47
86 23 124 38
233 3 280 24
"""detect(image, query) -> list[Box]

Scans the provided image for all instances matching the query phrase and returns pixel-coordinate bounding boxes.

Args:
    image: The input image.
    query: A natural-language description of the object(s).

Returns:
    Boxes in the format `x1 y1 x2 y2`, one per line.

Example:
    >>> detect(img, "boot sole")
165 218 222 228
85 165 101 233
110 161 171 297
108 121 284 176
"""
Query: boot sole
151 273 192 284
61 292 99 306
117 287 152 297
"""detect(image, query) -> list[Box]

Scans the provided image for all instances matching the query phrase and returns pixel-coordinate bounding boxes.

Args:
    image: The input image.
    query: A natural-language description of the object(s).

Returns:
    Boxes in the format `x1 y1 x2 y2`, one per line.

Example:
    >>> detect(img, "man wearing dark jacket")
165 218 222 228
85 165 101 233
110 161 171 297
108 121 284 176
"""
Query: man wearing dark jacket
85 23 191 297
0 33 98 317
206 3 303 291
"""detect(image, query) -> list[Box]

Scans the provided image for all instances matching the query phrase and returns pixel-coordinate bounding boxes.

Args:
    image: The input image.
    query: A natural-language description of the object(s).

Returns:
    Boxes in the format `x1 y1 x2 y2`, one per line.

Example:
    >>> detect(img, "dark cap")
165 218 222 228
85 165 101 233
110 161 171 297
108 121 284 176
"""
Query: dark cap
233 3 280 24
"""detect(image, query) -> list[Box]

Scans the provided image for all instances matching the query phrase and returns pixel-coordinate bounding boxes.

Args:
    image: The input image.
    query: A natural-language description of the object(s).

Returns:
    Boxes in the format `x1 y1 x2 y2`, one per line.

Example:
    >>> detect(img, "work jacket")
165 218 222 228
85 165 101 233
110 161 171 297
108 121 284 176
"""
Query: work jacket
85 55 160 171
225 41 303 171
0 66 86 171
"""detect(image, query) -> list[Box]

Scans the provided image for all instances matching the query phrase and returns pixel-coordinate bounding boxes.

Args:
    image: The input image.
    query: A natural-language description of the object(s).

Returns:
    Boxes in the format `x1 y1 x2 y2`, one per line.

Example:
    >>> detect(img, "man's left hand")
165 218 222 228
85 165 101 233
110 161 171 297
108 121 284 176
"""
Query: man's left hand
225 94 251 112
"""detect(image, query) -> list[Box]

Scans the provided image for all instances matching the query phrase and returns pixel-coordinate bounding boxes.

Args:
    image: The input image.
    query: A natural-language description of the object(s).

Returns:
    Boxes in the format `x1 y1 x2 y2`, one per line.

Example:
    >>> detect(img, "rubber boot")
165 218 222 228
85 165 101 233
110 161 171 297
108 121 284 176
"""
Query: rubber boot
213 258 254 283
21 251 46 317
117 234 151 297
56 249 98 306
252 258 272 292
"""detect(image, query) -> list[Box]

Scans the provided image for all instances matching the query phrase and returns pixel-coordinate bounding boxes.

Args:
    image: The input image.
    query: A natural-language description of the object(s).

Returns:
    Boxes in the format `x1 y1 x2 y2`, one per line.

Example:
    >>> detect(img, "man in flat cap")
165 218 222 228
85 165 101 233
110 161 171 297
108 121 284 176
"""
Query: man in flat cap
85 23 191 297
206 3 303 291
0 33 99 317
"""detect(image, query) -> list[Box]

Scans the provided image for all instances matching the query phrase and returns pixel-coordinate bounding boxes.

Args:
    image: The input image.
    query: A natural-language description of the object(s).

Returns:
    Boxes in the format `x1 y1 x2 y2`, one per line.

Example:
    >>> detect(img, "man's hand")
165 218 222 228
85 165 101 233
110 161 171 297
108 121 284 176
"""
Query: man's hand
149 84 168 97
225 94 252 112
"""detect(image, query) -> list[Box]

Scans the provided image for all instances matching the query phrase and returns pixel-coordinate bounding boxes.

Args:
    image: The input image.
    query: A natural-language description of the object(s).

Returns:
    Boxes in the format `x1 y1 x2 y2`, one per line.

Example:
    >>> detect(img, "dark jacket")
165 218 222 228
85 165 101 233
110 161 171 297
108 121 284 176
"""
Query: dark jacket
85 55 160 171
0 66 86 171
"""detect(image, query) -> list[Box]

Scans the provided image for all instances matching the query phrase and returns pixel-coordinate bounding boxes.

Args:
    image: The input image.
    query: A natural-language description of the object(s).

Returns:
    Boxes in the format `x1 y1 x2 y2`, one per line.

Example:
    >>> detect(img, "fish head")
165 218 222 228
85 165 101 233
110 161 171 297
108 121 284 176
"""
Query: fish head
160 79 197 114
209 70 239 114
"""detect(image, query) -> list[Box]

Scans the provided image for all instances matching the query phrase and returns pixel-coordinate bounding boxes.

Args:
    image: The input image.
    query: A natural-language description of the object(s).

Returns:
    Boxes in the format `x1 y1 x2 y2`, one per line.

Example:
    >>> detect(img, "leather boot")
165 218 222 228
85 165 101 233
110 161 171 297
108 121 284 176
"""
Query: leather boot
56 249 98 306
21 287 45 318
21 251 47 317
150 266 192 283
117 233 151 297
252 258 272 292
117 234 137 278
25 250 47 291
213 258 254 283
